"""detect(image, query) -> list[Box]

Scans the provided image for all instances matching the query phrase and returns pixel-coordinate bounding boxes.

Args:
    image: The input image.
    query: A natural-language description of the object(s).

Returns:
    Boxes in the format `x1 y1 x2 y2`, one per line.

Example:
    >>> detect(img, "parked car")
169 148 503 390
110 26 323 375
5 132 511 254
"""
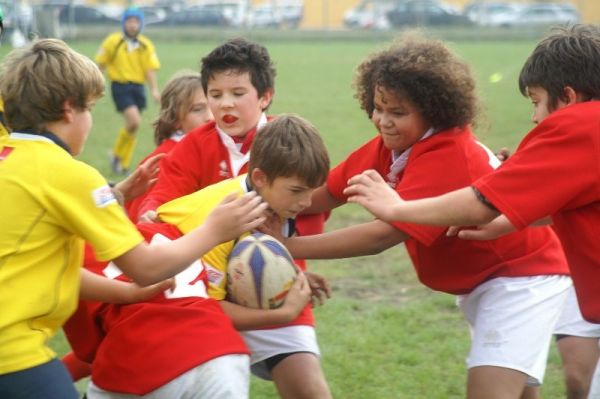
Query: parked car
246 2 303 29
462 1 522 27
386 0 471 28
138 6 168 25
58 5 120 25
499 3 580 28
196 0 248 27
154 6 228 26
343 0 393 30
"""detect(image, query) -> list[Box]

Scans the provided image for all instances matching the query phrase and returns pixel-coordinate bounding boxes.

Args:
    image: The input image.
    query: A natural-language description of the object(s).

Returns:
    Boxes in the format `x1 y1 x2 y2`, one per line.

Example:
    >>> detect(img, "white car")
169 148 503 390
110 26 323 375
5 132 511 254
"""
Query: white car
498 3 580 28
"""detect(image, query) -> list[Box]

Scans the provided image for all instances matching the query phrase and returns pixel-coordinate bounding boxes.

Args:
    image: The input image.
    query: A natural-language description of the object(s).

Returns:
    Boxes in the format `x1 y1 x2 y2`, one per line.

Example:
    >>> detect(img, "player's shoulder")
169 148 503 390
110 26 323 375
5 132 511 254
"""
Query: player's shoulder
138 34 156 48
103 32 124 45
175 121 219 149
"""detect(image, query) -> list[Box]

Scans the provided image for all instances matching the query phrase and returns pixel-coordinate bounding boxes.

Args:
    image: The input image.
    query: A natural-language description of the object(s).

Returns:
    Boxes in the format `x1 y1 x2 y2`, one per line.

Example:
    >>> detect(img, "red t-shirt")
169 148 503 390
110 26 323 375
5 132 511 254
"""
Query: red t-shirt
327 126 569 294
63 223 248 395
474 101 600 321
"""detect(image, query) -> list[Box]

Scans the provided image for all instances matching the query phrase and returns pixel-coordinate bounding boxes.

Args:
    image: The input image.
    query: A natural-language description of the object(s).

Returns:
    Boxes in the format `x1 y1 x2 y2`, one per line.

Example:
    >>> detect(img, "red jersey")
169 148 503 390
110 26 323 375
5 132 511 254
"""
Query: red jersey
125 137 179 221
474 101 600 321
136 120 327 236
63 223 248 395
327 126 569 294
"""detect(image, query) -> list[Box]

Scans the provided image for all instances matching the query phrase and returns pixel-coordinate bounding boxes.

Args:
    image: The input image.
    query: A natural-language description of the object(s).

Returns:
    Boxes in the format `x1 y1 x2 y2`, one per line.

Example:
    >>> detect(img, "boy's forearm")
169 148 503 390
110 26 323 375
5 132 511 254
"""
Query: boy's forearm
286 220 407 260
302 185 343 214
114 225 221 286
219 300 295 330
146 69 159 91
80 269 133 302
393 187 499 227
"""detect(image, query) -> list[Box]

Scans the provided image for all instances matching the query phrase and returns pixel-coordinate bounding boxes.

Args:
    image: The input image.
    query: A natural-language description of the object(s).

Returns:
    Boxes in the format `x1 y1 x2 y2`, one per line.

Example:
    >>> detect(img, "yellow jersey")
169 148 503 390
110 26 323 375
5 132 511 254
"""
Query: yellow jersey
0 133 143 374
158 175 250 300
0 98 8 138
96 33 160 84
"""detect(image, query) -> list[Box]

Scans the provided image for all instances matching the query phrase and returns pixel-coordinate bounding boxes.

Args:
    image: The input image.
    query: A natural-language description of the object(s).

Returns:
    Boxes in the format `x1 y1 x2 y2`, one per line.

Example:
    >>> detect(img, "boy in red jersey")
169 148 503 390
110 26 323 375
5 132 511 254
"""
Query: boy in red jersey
345 25 600 323
276 35 572 399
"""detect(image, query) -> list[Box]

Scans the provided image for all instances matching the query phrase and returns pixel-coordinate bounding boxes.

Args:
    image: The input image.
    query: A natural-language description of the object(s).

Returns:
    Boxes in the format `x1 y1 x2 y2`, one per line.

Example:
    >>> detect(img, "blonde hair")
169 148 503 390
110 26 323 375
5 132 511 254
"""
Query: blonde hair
249 114 329 188
153 71 204 145
0 39 104 133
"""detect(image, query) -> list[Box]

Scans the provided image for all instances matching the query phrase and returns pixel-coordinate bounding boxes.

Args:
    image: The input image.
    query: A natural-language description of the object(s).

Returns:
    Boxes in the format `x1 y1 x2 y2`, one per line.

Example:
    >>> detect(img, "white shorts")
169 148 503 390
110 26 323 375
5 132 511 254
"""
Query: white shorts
87 354 249 399
241 325 321 380
554 285 600 338
457 275 571 385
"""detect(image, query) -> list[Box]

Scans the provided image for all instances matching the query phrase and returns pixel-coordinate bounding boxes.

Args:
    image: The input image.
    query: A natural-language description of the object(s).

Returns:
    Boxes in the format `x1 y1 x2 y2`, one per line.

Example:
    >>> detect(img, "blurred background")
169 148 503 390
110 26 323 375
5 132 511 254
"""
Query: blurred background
1 0 598 43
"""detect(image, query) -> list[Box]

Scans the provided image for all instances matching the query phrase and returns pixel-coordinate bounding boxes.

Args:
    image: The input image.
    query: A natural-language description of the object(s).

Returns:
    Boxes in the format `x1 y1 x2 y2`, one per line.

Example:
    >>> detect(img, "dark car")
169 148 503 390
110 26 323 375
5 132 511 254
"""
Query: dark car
58 5 120 25
386 0 471 27
155 6 228 26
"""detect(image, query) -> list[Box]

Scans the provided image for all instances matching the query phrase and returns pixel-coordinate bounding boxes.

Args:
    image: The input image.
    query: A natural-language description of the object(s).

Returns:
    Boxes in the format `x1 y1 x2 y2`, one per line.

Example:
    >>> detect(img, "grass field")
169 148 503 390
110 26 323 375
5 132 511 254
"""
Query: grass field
2 35 570 398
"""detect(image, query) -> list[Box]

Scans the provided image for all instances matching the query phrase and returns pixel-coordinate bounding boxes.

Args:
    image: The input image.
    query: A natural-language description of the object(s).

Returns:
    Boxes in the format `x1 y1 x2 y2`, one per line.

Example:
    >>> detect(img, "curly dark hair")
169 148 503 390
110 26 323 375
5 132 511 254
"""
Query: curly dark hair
519 24 600 111
200 37 276 102
353 34 478 131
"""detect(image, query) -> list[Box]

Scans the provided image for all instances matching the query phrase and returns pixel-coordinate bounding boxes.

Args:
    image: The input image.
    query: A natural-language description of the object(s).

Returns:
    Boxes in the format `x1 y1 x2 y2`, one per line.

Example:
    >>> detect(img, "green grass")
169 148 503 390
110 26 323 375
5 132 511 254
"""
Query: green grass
2 37 568 398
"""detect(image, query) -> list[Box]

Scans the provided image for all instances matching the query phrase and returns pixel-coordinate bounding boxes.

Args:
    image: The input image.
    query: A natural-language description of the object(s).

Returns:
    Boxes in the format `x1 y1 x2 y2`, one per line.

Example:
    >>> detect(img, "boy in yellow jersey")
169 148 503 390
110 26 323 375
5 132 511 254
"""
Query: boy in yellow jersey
158 114 334 399
0 39 267 399
96 6 160 175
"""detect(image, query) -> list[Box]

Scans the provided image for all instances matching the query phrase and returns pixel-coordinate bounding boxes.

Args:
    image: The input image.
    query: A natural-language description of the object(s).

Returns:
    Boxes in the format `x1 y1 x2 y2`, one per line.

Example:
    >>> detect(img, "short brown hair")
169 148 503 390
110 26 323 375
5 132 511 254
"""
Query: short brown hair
200 37 275 108
0 39 104 133
153 71 203 145
519 24 600 110
354 34 478 131
249 114 329 188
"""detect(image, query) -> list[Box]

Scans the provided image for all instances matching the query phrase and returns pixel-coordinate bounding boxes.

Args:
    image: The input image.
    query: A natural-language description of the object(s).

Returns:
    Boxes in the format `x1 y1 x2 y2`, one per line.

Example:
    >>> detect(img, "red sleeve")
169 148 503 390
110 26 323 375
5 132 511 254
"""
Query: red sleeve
391 131 485 246
474 105 600 229
326 137 391 201
136 128 209 220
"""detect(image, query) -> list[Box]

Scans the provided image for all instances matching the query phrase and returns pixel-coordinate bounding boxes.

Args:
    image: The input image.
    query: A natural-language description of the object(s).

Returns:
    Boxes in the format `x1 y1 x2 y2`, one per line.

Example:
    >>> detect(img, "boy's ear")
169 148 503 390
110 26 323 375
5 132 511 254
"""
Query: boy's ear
250 168 268 189
562 86 579 105
259 88 274 111
62 100 75 122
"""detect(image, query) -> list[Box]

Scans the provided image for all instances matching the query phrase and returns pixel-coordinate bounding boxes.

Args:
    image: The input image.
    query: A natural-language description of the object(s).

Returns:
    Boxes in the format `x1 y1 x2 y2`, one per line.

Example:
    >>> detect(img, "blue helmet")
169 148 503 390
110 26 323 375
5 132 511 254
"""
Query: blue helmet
122 7 144 34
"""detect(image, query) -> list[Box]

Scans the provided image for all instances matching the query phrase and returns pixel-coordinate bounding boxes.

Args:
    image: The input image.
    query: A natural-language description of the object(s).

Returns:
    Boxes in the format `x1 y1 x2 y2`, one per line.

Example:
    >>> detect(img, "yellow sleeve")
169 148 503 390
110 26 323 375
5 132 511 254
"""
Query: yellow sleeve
140 36 160 71
43 157 143 261
95 33 119 67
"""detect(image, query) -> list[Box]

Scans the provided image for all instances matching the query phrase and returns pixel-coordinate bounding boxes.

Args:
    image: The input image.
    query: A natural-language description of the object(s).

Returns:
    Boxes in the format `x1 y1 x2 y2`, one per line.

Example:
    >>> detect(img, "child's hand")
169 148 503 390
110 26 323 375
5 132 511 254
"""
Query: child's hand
305 271 331 307
344 170 403 222
280 272 312 320
125 278 175 303
495 147 511 162
114 153 165 203
205 192 268 243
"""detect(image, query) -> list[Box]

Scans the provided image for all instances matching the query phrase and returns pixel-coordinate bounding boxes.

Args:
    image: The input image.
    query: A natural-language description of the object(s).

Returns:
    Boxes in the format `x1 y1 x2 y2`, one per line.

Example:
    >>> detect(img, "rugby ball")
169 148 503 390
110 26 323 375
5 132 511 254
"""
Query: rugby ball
226 232 298 309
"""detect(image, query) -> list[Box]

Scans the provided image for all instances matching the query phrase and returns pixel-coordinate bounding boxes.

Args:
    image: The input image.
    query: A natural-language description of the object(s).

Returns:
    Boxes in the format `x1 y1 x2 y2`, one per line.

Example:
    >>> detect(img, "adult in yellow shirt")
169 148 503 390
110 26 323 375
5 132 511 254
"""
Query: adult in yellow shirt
96 7 160 175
